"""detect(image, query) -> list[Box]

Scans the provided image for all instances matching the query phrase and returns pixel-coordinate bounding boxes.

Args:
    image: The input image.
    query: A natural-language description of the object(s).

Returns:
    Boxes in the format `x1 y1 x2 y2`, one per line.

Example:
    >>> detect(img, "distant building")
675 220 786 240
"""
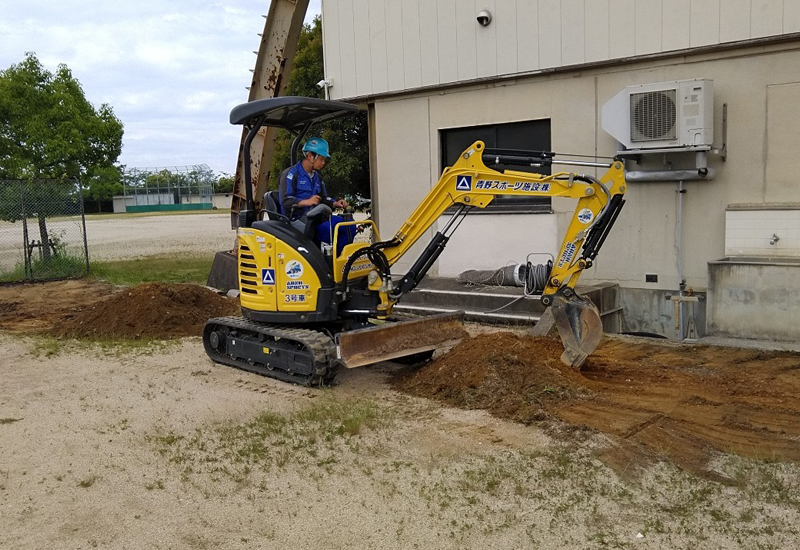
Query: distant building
114 165 216 213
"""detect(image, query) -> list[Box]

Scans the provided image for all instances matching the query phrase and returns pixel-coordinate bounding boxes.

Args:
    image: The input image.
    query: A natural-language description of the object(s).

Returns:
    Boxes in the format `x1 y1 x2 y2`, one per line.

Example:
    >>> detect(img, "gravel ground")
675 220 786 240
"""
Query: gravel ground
3 333 800 549
84 213 236 261
0 213 235 270
2 213 800 548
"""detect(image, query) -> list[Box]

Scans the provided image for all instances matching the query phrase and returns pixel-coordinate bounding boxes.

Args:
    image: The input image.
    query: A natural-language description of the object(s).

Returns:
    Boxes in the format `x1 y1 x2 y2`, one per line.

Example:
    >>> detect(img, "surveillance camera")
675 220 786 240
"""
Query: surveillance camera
316 79 331 89
476 9 492 26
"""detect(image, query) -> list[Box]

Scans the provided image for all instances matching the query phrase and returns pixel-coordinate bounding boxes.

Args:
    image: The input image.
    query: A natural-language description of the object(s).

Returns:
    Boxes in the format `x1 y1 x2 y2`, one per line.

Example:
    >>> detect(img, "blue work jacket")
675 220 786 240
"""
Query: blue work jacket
278 161 334 220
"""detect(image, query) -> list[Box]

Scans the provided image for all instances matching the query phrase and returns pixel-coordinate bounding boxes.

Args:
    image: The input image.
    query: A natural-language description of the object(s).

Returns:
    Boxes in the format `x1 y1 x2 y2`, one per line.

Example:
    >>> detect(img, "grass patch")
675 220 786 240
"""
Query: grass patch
84 210 223 221
28 334 179 358
151 395 389 484
0 253 87 283
89 254 215 285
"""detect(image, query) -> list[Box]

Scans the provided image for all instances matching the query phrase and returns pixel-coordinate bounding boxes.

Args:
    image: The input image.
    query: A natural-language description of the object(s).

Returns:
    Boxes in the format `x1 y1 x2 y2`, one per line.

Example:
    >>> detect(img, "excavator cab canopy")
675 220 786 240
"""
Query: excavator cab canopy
232 96 361 227
230 96 359 132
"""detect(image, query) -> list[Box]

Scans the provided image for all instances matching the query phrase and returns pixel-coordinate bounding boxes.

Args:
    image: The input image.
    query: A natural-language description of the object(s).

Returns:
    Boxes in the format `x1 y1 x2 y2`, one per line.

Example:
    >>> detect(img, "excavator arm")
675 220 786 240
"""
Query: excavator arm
335 140 627 368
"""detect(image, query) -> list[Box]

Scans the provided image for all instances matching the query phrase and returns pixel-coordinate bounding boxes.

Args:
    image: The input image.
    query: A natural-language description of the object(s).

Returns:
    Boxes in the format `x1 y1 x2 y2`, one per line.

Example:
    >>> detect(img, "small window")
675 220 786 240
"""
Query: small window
440 119 552 213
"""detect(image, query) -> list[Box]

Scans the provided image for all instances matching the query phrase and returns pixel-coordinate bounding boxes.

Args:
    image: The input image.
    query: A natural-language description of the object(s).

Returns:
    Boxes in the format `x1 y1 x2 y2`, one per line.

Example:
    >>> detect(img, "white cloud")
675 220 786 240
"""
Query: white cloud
1 0 322 174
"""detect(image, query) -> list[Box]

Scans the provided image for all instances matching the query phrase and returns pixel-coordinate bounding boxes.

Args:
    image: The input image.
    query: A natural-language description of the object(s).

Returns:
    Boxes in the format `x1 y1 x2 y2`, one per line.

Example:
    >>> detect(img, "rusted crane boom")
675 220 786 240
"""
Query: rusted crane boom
229 0 310 228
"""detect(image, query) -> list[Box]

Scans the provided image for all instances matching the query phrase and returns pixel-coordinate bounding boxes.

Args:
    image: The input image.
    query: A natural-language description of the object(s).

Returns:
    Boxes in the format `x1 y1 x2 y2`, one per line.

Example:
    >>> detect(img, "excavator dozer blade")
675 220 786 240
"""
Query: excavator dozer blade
336 312 468 369
550 293 603 368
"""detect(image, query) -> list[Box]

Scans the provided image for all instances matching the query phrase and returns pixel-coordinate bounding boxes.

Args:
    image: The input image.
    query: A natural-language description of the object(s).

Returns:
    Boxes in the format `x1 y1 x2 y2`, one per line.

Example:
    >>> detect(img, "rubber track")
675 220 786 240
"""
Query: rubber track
204 316 339 387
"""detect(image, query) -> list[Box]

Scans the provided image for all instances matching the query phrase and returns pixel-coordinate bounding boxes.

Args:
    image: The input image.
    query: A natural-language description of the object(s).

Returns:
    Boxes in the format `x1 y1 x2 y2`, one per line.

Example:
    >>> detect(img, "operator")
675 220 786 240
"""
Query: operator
278 137 355 254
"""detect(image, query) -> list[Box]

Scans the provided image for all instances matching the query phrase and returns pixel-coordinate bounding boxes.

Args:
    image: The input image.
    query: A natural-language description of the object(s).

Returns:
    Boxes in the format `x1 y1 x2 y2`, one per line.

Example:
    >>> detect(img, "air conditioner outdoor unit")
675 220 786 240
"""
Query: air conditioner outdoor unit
602 79 714 150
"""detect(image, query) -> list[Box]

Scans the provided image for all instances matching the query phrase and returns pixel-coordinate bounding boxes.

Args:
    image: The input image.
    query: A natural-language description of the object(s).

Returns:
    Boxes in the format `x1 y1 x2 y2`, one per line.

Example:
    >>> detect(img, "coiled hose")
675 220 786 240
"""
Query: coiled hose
457 260 551 294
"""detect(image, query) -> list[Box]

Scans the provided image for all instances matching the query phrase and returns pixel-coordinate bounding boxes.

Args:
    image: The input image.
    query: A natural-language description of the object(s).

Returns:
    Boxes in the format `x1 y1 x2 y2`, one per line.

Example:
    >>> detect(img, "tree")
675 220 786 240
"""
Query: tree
215 173 234 194
268 17 370 201
0 53 124 257
83 165 123 213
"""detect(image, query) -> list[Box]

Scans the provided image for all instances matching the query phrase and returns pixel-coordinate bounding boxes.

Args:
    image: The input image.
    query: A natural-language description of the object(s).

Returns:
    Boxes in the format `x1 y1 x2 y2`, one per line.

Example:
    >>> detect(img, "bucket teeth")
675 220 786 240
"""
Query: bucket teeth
551 293 603 368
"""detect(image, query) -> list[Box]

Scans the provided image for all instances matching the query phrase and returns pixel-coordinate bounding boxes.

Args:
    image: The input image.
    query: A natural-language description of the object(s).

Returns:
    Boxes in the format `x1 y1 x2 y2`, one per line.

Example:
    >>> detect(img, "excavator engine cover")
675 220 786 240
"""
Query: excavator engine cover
551 293 603 368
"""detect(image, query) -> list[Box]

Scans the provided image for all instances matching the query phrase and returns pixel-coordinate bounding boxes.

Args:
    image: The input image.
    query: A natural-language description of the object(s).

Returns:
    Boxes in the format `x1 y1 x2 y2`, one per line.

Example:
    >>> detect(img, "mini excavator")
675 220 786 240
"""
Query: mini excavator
203 96 627 386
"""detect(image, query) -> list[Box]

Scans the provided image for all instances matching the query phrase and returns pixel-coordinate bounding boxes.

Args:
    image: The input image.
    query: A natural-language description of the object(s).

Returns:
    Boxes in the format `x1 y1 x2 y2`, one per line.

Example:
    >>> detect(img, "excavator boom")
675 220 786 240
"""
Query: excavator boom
337 140 627 368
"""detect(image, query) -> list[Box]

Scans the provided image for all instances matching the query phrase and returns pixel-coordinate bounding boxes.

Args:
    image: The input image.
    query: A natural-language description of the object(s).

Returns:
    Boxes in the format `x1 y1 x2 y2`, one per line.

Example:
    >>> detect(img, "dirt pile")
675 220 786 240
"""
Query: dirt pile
0 279 114 333
396 332 800 478
394 332 585 424
53 282 239 339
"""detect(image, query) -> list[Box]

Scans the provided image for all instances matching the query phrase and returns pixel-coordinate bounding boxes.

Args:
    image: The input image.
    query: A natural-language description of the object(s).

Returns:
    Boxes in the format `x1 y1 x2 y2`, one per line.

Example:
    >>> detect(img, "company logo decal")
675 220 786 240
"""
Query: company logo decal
456 175 472 191
557 243 577 268
577 208 594 224
261 268 275 285
342 260 373 274
285 260 303 279
475 180 552 193
286 281 310 290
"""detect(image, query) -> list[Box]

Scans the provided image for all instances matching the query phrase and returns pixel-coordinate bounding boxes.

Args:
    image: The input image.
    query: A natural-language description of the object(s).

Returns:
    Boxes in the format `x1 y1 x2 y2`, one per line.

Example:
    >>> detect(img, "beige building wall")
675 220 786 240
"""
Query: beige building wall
322 0 800 100
370 42 800 291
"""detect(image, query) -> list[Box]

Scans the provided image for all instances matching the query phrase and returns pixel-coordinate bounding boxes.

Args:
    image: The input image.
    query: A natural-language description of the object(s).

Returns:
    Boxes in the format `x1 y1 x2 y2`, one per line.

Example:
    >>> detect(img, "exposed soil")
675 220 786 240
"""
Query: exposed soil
3 279 800 482
0 279 239 339
395 331 800 479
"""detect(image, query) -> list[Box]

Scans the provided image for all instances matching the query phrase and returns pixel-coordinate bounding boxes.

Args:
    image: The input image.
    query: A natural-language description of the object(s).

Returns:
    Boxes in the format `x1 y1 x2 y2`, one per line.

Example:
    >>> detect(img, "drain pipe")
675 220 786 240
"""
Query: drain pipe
676 180 686 340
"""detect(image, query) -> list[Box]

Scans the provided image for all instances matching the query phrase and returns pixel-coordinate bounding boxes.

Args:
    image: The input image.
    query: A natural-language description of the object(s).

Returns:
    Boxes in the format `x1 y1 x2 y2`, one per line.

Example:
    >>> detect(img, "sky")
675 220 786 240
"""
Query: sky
2 1 322 175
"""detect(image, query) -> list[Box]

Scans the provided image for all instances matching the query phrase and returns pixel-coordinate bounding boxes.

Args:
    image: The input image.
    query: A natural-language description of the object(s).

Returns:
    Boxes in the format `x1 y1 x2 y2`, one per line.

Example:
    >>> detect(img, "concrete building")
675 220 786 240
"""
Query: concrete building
319 0 800 342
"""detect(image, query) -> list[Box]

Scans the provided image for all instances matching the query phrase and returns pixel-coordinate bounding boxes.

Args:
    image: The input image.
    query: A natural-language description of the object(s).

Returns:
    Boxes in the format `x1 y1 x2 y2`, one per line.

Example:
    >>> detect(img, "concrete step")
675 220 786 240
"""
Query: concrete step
394 277 621 331
394 279 543 325
395 303 541 324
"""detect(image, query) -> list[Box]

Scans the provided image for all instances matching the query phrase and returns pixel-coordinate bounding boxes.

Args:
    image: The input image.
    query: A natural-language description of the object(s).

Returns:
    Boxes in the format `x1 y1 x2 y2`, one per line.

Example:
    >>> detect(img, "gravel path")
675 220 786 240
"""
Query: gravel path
0 213 235 270
84 213 236 261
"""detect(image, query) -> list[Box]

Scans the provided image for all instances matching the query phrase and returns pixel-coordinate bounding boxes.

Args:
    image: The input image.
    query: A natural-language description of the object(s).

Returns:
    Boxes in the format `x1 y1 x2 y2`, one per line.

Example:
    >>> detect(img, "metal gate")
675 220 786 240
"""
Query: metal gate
0 179 90 282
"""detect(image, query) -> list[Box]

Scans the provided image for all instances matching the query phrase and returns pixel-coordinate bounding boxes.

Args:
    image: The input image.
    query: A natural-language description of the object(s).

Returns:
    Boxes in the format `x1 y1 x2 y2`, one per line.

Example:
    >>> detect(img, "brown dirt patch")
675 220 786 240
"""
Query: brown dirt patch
0 279 238 339
0 279 115 333
394 331 800 479
394 332 584 423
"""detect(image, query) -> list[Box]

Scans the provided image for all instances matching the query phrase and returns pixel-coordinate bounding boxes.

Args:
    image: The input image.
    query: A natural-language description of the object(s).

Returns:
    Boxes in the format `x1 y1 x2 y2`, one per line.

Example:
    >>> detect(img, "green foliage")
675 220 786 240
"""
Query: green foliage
123 166 215 193
0 202 88 282
0 52 123 181
83 165 123 212
0 249 87 282
268 17 370 200
0 53 124 255
215 173 234 193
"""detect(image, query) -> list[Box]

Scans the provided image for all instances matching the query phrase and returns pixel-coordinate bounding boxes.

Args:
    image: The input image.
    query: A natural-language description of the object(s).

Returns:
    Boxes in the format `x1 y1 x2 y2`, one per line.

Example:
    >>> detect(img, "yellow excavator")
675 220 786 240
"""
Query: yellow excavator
204 96 627 386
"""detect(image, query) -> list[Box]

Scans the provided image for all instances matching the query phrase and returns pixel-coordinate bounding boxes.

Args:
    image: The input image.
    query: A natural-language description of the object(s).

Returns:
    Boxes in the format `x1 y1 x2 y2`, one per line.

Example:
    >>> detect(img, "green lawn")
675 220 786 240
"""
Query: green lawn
84 209 228 221
89 254 215 286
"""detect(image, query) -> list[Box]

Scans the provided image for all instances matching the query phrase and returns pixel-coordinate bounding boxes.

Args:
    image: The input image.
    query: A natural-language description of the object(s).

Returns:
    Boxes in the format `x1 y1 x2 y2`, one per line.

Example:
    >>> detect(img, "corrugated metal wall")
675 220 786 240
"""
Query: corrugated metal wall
323 0 800 100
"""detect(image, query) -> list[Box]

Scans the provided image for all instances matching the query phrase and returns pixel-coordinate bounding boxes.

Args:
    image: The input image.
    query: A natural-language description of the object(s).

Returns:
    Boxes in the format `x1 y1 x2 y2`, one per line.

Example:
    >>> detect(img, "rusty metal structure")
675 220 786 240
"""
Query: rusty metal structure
229 0 310 228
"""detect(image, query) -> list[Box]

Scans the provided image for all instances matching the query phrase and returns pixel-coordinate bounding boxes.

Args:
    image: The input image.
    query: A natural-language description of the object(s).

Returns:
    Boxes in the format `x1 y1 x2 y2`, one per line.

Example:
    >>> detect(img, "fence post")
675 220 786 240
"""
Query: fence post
77 178 90 275
20 181 31 280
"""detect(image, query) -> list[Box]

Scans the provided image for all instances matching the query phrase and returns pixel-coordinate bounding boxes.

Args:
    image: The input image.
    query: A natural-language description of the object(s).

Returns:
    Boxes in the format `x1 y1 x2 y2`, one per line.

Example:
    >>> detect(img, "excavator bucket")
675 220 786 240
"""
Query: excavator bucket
550 293 603 368
336 312 468 368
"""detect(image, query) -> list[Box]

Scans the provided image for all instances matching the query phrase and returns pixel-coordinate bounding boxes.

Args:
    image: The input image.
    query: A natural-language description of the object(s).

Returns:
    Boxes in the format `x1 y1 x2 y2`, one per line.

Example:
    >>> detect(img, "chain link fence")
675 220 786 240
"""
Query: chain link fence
0 179 89 283
121 165 215 213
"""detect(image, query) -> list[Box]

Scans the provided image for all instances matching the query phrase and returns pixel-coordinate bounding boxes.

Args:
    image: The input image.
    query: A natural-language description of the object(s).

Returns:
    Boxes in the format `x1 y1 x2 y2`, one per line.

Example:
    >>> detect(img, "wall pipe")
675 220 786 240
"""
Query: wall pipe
676 180 686 340
626 168 716 182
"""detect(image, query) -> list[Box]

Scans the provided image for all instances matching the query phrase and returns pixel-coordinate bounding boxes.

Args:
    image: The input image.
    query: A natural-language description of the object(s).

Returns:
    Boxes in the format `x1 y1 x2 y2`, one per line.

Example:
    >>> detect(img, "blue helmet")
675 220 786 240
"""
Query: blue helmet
302 137 330 158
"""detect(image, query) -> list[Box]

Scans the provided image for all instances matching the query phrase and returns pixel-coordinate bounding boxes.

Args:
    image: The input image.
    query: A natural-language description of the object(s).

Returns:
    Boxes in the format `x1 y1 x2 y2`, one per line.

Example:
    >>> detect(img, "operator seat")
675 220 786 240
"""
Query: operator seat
253 191 331 247
262 190 283 220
